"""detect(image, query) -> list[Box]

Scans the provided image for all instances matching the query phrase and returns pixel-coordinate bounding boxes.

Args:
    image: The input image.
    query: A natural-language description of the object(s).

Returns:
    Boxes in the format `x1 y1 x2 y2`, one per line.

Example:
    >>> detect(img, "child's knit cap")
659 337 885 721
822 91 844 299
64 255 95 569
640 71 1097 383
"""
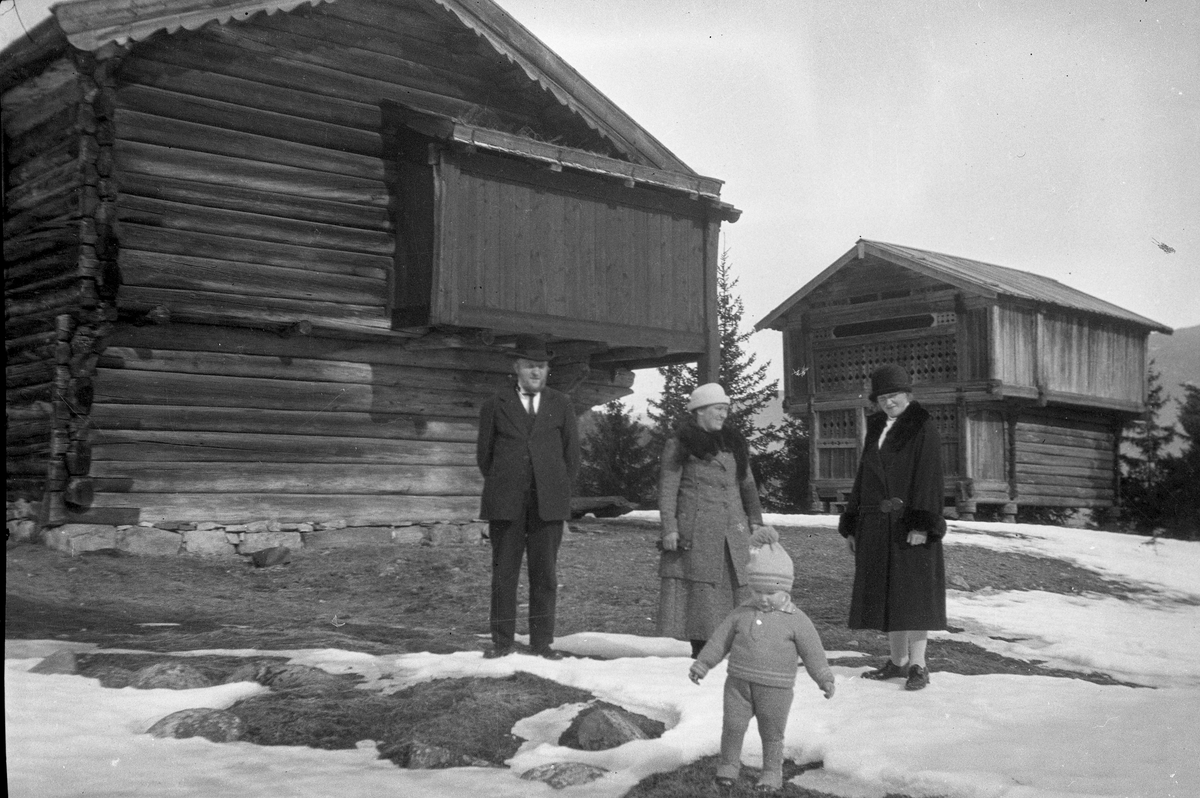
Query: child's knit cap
747 542 794 593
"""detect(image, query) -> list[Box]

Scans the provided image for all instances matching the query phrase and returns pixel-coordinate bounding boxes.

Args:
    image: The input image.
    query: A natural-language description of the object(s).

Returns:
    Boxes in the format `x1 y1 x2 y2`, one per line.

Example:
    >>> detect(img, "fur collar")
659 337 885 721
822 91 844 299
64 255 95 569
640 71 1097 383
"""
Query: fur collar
675 417 750 480
865 401 930 453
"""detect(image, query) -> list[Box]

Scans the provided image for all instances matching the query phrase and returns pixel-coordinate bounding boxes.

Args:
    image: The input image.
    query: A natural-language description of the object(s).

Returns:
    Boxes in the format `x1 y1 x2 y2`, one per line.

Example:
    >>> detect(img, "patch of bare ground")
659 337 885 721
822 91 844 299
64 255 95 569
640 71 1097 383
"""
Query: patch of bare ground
6 517 1156 796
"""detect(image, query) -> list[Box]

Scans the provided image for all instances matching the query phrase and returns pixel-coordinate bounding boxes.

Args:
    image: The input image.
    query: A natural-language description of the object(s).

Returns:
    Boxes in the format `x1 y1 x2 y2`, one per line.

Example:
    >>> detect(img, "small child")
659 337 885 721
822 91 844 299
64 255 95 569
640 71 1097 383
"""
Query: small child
689 542 835 793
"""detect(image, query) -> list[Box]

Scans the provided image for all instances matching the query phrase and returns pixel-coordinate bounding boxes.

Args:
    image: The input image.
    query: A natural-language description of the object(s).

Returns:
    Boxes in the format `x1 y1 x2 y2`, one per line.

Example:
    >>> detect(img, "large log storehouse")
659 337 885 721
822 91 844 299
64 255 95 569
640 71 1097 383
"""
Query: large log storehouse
4 0 739 532
756 239 1171 521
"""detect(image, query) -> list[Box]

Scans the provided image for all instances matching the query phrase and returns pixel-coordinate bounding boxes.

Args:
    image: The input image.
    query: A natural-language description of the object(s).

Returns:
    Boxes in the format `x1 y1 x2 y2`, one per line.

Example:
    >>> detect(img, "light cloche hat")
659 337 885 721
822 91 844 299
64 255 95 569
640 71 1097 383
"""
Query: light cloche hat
686 383 731 411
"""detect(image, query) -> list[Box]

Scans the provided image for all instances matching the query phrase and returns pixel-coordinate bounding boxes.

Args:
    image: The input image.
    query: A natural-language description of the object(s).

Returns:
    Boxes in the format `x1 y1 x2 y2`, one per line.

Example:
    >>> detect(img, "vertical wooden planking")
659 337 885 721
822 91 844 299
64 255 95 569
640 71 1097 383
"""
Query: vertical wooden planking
581 194 599 322
650 211 668 333
699 215 721 382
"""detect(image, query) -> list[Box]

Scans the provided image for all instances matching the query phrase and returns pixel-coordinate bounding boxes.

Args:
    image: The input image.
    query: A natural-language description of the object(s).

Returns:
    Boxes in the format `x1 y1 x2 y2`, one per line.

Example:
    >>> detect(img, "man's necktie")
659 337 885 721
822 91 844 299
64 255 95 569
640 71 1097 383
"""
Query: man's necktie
522 392 537 417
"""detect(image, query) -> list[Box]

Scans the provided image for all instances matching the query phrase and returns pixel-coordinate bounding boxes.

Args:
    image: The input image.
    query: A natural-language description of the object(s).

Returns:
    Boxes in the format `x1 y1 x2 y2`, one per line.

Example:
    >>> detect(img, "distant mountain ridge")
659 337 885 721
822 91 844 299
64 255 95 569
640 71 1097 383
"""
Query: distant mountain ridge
1149 324 1199 440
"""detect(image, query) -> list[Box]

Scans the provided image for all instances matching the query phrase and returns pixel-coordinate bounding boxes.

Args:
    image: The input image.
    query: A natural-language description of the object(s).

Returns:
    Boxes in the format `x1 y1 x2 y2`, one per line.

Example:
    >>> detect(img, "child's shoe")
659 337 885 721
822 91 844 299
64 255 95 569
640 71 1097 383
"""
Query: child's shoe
756 739 784 793
713 775 736 793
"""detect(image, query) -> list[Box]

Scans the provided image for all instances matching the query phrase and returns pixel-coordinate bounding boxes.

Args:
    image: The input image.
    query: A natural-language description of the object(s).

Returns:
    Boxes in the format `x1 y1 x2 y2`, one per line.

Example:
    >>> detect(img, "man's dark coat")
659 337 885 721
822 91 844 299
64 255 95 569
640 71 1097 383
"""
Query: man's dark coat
838 401 947 632
476 386 580 521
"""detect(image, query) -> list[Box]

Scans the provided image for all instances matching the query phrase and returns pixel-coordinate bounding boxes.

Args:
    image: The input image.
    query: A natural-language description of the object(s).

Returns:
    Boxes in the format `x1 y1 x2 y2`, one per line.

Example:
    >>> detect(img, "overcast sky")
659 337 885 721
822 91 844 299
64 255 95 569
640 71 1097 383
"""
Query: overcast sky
4 0 1197 404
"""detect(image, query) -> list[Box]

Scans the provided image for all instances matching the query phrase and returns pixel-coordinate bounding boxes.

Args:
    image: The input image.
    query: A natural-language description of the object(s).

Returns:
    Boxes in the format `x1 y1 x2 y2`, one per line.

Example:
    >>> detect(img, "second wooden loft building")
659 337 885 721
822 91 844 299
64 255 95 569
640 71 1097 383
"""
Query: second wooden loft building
756 239 1171 520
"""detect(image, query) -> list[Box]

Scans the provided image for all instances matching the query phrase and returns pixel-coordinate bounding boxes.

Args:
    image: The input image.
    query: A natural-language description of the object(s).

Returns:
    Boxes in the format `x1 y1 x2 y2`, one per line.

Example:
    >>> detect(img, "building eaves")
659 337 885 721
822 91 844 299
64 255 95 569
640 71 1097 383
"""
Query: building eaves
429 0 694 175
32 0 701 178
396 106 737 218
866 240 1172 333
51 0 329 51
756 238 1172 334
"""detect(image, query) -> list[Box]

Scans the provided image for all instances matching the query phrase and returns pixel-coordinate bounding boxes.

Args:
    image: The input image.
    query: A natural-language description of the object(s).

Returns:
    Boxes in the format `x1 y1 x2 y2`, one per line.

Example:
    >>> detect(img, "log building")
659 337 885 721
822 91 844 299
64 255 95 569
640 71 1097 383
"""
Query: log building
755 239 1171 521
4 0 738 528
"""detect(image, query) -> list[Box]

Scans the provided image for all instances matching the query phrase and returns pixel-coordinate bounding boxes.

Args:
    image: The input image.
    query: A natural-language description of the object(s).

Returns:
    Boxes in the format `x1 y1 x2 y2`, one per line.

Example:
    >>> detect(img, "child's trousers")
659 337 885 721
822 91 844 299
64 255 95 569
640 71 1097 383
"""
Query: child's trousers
717 675 793 788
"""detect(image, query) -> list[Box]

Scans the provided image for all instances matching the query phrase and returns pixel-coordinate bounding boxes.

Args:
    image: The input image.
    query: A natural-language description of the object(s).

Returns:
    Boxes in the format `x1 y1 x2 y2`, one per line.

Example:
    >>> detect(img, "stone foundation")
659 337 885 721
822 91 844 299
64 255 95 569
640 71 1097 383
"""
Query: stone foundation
6 501 491 557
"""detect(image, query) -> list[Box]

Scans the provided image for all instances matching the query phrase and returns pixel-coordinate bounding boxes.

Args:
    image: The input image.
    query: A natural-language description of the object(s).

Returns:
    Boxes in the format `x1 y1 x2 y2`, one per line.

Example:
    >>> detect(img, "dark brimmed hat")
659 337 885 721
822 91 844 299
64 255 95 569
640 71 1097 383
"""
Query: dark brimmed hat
869 364 912 401
510 334 553 362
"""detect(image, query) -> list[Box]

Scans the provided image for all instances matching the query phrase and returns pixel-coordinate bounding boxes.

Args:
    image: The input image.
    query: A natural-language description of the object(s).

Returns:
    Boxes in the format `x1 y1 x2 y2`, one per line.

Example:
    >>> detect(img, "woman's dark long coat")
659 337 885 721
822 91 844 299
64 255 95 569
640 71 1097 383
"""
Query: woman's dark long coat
839 401 947 632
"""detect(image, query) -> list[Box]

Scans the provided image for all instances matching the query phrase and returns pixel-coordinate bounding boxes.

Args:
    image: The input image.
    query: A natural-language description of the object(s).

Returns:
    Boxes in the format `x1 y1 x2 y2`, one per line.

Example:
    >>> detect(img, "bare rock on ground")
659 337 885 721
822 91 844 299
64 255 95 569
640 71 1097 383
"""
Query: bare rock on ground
377 740 494 769
223 661 355 692
147 708 245 742
131 661 212 689
558 701 665 751
521 762 610 788
251 546 292 568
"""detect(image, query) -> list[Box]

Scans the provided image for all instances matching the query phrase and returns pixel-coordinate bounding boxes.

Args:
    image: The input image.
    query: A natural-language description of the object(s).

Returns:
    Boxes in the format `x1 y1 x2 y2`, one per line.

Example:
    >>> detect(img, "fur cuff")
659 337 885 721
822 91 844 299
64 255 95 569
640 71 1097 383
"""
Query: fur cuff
838 511 858 538
903 508 946 540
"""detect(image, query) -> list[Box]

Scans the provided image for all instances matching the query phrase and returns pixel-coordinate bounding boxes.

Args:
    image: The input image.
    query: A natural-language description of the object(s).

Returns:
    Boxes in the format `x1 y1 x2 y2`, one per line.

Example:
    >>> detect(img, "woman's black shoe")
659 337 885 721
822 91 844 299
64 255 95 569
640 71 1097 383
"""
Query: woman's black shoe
905 664 930 690
860 659 907 680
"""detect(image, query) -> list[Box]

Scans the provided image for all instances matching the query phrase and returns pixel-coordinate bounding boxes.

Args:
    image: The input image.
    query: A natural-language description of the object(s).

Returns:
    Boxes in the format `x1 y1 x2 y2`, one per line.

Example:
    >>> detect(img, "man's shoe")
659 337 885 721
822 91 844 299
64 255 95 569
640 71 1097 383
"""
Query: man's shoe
483 646 513 659
861 659 907 680
713 776 736 792
905 664 930 691
532 647 564 660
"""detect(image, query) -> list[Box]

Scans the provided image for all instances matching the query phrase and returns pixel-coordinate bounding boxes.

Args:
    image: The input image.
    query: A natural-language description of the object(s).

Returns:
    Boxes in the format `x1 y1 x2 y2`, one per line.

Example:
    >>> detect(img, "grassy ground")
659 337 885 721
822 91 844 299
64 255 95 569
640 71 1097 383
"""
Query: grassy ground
5 517 1151 795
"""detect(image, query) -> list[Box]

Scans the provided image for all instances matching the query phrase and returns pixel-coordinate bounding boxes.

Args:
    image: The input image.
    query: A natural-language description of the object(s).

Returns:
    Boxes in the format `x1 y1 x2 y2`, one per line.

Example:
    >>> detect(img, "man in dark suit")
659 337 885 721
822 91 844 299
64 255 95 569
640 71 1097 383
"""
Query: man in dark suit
476 335 581 659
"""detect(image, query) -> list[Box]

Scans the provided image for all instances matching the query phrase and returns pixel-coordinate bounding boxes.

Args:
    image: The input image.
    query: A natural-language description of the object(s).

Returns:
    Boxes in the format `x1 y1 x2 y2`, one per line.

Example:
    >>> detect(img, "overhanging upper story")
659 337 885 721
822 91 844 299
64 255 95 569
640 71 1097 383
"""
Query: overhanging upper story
756 239 1171 416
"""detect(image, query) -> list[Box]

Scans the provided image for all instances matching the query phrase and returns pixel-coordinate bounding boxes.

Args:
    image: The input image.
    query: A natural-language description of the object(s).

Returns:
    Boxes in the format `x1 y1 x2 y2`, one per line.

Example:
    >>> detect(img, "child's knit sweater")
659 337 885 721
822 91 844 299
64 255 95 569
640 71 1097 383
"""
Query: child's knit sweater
695 600 833 690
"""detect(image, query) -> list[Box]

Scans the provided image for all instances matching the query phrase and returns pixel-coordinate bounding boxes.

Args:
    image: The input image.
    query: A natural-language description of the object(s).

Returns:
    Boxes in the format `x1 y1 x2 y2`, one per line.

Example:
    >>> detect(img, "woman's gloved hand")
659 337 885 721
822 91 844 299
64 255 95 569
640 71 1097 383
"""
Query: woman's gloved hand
749 524 779 547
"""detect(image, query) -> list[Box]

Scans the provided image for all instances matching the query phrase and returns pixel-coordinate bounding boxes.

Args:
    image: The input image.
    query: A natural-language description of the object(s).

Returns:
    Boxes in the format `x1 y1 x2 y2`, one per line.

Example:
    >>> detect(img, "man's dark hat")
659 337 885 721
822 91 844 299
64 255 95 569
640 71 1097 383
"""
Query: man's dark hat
869 363 912 401
510 334 553 362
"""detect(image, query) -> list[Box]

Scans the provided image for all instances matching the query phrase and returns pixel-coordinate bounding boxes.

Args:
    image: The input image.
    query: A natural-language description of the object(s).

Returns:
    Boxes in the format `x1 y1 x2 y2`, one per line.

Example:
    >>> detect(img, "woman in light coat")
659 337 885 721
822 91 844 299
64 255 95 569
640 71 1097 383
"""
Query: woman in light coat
839 364 946 690
658 383 777 658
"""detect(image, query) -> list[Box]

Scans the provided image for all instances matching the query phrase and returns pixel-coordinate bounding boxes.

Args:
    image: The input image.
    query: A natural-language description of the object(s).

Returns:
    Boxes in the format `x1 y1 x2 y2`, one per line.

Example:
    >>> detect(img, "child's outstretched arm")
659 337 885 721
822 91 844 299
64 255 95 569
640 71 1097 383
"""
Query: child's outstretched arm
688 612 739 684
792 612 835 694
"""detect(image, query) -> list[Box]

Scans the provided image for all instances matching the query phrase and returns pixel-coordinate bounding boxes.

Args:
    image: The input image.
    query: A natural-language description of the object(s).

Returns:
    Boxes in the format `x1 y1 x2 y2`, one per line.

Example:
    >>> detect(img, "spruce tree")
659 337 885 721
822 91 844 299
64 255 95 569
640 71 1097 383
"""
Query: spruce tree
1164 383 1200 536
759 413 812 512
647 362 696 448
578 401 658 505
647 250 781 480
1120 363 1179 532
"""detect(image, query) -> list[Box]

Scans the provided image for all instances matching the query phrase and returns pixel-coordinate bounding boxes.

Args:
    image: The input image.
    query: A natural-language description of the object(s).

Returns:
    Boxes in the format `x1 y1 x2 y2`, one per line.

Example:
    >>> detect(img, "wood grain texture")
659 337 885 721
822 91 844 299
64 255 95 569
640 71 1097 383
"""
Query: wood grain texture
92 462 482 495
74 493 482 525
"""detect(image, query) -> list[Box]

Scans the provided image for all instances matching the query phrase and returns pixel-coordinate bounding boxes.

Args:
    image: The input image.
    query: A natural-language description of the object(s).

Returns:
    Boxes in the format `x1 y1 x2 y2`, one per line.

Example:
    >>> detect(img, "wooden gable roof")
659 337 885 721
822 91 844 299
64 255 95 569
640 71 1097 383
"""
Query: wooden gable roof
756 238 1172 334
2 0 705 178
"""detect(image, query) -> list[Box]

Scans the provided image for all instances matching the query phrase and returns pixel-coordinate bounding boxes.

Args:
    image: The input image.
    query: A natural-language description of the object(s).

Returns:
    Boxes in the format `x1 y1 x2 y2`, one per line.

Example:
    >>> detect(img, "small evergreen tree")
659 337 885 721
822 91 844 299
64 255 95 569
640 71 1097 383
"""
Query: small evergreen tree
647 250 781 474
713 254 780 465
647 362 697 450
1119 363 1183 534
577 401 658 505
1165 383 1200 536
758 413 812 513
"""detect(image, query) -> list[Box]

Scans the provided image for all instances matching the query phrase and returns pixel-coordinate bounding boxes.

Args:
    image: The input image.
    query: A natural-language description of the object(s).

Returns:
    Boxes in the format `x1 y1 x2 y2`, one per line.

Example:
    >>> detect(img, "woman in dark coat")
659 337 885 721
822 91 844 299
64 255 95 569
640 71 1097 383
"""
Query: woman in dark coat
839 364 946 690
658 383 777 658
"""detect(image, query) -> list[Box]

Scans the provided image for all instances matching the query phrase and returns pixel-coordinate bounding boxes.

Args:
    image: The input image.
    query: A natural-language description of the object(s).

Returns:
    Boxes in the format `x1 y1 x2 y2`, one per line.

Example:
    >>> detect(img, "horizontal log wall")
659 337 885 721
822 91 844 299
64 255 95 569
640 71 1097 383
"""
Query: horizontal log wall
71 322 630 525
14 4 643 523
4 53 116 506
1013 411 1117 507
111 2 620 334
